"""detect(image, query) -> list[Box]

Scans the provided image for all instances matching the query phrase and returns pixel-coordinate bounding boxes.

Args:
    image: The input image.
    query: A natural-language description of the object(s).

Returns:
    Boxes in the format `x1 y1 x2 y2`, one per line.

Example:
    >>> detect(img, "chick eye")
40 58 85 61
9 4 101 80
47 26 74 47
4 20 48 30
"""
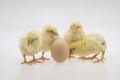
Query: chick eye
32 39 34 42
50 30 53 33
77 26 80 28
47 30 53 33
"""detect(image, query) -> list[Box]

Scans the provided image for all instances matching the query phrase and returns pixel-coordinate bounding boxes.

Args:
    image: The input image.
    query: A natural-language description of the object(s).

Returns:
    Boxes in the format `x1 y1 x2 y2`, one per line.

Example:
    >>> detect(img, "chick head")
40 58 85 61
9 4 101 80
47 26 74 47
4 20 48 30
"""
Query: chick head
70 21 84 33
26 30 40 45
43 24 58 37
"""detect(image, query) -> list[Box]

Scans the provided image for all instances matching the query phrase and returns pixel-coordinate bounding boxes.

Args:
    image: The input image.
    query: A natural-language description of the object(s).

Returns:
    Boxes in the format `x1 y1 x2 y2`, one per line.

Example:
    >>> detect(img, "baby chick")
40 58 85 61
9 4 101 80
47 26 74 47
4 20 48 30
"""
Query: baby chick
19 30 42 64
69 34 106 63
37 24 58 61
84 34 106 62
64 21 85 44
64 21 85 59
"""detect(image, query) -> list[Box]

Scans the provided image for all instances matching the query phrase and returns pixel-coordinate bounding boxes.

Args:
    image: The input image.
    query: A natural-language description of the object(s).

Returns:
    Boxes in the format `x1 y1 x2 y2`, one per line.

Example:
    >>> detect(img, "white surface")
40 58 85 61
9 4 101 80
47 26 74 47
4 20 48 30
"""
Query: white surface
0 0 120 80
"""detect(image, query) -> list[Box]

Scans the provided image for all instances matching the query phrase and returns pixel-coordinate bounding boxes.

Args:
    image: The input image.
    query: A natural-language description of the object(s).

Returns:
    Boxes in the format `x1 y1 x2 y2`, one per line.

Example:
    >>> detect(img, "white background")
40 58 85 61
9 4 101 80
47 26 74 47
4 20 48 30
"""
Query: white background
0 0 120 80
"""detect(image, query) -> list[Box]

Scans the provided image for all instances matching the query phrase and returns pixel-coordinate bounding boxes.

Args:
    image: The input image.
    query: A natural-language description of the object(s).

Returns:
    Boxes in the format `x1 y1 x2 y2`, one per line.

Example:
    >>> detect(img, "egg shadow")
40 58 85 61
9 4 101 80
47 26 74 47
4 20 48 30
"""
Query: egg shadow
16 60 109 80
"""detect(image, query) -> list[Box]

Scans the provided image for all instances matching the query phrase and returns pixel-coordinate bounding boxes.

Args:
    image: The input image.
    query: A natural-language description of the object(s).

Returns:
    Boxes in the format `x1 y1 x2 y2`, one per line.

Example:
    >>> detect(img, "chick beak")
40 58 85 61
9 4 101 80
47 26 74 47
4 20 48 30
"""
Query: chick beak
53 32 59 36
72 29 76 33
27 41 31 45
27 42 30 45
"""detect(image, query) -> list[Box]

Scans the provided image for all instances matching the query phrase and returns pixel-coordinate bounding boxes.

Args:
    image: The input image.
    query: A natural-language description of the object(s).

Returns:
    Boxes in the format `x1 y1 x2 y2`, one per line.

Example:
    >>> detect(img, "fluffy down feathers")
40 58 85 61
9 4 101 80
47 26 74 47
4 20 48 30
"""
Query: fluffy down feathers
19 30 42 56
40 24 58 52
64 21 85 44
69 34 106 56
66 21 107 62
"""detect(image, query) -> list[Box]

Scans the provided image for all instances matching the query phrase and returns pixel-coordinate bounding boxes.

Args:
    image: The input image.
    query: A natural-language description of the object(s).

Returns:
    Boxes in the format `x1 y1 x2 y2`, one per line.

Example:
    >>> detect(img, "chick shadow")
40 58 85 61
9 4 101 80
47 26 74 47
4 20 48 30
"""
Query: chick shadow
16 60 109 80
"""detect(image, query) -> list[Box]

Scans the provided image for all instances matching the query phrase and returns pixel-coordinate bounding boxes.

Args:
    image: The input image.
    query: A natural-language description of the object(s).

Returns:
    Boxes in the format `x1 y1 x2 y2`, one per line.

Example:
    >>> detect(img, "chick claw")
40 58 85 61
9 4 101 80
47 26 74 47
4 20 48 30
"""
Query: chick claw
28 59 42 64
78 56 88 60
78 56 99 62
37 57 50 62
87 56 99 60
94 58 105 63
21 61 30 65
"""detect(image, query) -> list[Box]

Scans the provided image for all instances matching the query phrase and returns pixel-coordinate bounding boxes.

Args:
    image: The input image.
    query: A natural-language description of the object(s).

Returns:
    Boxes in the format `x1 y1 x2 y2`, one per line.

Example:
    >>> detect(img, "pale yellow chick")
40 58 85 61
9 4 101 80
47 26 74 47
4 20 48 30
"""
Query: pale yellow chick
68 22 107 63
64 21 85 44
37 24 58 61
64 21 85 58
19 30 42 64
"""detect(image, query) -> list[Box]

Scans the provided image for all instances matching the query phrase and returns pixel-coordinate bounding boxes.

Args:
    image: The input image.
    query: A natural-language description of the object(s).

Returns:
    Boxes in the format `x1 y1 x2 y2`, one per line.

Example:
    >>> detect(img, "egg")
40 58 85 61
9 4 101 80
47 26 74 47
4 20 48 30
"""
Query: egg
50 37 69 62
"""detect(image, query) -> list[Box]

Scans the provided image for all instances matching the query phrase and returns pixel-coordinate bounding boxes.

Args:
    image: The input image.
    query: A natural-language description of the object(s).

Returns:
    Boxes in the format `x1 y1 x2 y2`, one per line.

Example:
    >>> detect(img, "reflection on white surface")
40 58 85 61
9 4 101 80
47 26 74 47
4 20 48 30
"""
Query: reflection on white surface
16 60 108 80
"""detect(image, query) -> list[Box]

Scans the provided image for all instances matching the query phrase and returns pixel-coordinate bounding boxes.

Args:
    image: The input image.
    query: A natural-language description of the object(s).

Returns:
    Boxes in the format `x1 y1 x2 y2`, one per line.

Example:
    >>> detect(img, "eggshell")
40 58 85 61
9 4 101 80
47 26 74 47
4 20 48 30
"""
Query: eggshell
50 38 69 62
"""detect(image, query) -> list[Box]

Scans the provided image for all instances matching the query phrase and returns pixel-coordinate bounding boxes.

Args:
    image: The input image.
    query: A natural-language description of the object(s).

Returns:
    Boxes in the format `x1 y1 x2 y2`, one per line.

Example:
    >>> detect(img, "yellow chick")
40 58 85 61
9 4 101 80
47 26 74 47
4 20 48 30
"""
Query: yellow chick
64 21 85 59
19 30 42 64
68 22 107 63
64 21 85 44
37 24 58 61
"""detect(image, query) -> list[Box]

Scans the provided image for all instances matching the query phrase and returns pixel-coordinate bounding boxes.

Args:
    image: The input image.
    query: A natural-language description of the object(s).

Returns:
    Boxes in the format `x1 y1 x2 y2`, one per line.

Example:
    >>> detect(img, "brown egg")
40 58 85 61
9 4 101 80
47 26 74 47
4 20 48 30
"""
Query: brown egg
50 37 69 62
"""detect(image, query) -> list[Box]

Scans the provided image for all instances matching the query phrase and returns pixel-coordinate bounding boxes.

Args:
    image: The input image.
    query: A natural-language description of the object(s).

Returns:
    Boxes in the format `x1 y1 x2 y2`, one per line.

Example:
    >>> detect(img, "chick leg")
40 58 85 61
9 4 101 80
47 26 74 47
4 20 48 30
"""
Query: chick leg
38 52 50 62
69 48 76 59
28 55 42 64
78 56 88 60
78 53 99 61
94 51 105 63
21 55 29 64
87 53 99 60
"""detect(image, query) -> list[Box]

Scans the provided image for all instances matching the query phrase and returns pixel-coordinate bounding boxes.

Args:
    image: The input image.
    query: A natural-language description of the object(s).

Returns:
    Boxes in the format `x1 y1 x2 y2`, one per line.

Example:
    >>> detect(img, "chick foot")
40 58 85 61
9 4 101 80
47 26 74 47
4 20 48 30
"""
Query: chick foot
94 57 105 63
69 55 75 59
78 56 88 60
86 54 99 60
28 59 42 64
21 55 30 65
94 51 105 63
37 57 50 62
28 55 42 65
37 52 50 62
21 61 30 64
94 59 103 63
